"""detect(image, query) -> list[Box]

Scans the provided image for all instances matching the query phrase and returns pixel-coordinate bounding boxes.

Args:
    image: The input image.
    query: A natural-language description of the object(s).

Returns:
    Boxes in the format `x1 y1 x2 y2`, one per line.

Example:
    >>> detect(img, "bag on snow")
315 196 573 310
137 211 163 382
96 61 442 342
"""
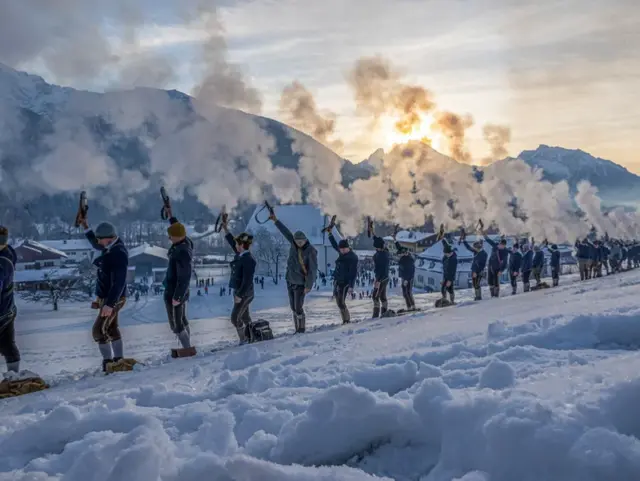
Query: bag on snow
106 358 138 373
249 319 274 342
435 298 453 308
0 375 49 398
530 282 550 291
171 347 197 359
396 307 421 314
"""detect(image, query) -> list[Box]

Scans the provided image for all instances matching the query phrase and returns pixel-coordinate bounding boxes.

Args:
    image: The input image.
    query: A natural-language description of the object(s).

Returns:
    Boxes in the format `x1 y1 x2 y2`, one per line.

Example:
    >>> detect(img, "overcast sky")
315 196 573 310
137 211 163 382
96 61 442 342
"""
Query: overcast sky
4 0 639 170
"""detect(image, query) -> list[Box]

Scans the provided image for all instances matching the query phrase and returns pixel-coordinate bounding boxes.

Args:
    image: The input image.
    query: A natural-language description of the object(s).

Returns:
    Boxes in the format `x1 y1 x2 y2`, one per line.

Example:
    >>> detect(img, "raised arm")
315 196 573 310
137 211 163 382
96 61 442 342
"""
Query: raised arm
224 232 239 254
84 228 105 252
484 234 497 248
328 231 339 252
461 240 475 253
274 219 295 244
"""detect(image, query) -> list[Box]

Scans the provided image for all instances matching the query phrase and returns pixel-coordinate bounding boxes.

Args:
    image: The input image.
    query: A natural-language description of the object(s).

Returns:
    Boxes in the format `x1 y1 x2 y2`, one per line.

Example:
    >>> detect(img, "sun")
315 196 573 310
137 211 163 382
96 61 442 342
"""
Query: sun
381 114 444 153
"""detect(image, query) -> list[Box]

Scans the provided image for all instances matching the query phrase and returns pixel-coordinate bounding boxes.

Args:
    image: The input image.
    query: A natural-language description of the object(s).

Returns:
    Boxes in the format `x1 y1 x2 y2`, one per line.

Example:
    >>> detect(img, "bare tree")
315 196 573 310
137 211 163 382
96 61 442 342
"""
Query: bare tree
253 227 288 284
19 266 94 311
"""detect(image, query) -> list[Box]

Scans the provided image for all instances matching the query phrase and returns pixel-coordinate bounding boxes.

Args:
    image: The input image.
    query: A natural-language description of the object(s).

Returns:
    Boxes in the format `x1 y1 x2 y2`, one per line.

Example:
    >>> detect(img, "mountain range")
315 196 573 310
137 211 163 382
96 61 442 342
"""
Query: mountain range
0 63 638 237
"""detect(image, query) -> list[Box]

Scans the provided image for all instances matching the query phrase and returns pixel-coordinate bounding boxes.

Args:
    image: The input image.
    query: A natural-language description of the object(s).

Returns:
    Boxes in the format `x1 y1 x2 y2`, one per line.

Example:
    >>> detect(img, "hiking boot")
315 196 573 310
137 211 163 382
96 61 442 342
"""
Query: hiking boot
102 359 114 373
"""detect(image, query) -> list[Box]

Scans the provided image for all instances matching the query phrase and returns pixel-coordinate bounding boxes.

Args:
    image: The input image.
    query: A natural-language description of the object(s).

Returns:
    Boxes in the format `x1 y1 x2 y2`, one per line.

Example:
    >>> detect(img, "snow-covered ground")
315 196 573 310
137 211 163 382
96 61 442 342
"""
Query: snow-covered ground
3 271 640 480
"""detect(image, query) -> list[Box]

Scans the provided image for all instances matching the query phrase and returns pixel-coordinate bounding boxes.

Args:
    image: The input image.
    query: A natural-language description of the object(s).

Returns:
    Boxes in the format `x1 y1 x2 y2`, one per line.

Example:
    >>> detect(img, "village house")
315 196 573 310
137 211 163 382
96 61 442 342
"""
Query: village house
14 240 69 271
39 238 95 263
127 243 169 277
245 204 341 277
383 230 439 254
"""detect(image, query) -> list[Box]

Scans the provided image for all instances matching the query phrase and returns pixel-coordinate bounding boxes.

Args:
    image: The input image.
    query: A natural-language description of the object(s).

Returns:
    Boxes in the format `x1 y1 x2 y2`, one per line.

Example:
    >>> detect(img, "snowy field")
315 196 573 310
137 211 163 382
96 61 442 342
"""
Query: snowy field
2 271 640 480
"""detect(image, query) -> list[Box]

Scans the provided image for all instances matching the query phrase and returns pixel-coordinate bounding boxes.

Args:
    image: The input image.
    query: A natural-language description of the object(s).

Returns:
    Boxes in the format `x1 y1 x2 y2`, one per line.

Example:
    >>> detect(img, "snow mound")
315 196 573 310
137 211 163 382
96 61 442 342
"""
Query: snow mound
4 266 640 480
478 360 515 390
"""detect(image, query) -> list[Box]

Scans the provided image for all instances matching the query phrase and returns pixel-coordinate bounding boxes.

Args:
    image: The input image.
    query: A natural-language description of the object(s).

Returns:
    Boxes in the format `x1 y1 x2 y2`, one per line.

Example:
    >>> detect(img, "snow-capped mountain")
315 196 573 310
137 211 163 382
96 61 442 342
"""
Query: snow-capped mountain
0 63 371 231
362 142 638 208
496 145 640 206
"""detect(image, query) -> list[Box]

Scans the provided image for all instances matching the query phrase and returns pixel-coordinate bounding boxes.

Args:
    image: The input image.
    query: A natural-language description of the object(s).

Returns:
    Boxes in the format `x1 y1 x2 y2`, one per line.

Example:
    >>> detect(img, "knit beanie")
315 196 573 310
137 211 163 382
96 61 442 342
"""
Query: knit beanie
167 222 187 238
373 237 385 249
338 239 350 249
293 230 307 241
443 243 453 254
0 226 8 245
95 222 117 239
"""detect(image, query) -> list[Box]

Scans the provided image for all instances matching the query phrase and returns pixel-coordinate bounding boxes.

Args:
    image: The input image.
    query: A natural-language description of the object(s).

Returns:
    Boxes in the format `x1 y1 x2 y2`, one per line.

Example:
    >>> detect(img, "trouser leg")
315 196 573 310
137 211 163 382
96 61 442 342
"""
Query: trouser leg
335 284 350 323
92 298 126 363
0 309 20 371
290 284 306 332
231 295 253 342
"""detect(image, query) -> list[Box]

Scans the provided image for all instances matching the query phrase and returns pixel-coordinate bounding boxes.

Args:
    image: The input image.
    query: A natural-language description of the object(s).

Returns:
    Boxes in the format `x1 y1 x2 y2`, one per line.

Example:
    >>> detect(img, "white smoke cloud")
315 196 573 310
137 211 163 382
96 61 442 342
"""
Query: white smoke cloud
0 4 636 243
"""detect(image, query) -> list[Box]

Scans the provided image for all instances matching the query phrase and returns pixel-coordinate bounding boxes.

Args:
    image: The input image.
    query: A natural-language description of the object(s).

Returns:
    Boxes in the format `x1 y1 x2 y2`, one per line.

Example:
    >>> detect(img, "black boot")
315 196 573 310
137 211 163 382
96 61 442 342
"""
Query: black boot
474 288 481 301
372 307 380 318
297 314 306 333
102 359 114 373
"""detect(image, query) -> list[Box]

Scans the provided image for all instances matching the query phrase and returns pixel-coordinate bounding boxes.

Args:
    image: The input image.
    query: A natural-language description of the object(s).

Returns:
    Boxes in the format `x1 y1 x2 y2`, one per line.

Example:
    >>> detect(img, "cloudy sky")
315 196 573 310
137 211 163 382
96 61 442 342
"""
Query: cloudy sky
3 0 639 170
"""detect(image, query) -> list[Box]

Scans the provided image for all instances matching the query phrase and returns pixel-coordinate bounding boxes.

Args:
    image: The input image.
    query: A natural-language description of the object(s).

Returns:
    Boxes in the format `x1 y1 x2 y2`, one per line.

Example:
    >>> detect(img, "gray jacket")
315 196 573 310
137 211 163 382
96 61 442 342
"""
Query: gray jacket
275 220 318 289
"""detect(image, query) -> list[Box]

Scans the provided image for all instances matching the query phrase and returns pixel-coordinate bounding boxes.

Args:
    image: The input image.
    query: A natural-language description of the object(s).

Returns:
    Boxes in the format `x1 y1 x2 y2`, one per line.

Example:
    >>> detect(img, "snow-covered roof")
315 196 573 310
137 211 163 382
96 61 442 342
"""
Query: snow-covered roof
15 239 68 258
14 268 79 283
128 243 168 260
383 230 435 243
245 204 342 246
39 239 93 251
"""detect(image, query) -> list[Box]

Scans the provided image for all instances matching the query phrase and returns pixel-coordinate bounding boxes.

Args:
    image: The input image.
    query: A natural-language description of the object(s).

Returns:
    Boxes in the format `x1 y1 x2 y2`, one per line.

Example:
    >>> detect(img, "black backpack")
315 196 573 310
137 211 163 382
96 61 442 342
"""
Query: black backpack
249 319 274 342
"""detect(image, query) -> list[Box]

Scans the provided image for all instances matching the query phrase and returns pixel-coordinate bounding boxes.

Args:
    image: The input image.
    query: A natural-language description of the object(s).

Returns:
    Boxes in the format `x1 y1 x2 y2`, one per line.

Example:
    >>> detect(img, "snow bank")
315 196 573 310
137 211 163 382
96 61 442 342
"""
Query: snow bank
4 267 640 480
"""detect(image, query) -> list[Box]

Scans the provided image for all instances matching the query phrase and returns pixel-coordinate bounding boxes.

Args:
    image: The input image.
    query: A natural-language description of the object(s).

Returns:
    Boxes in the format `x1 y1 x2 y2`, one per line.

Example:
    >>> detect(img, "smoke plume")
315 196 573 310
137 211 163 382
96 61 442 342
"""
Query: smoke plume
0 4 636 244
432 112 474 163
279 81 343 152
482 124 512 165
348 56 436 137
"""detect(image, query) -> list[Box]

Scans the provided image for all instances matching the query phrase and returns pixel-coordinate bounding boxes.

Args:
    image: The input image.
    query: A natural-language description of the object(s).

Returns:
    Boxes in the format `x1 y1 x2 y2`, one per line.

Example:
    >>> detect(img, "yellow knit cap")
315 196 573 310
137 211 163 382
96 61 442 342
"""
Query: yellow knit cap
167 222 187 238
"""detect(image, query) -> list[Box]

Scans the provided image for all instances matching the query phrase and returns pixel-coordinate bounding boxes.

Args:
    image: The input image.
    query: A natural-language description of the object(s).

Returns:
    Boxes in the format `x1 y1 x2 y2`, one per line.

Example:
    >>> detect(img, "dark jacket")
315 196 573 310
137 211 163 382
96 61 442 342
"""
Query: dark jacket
373 238 390 282
396 243 415 281
575 240 590 260
601 245 610 260
328 233 358 288
509 250 522 273
275 220 318 290
0 246 16 318
532 250 545 269
165 217 193 302
225 233 256 298
548 248 561 270
521 250 533 272
462 241 487 274
485 236 508 272
442 251 458 282
86 232 128 307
